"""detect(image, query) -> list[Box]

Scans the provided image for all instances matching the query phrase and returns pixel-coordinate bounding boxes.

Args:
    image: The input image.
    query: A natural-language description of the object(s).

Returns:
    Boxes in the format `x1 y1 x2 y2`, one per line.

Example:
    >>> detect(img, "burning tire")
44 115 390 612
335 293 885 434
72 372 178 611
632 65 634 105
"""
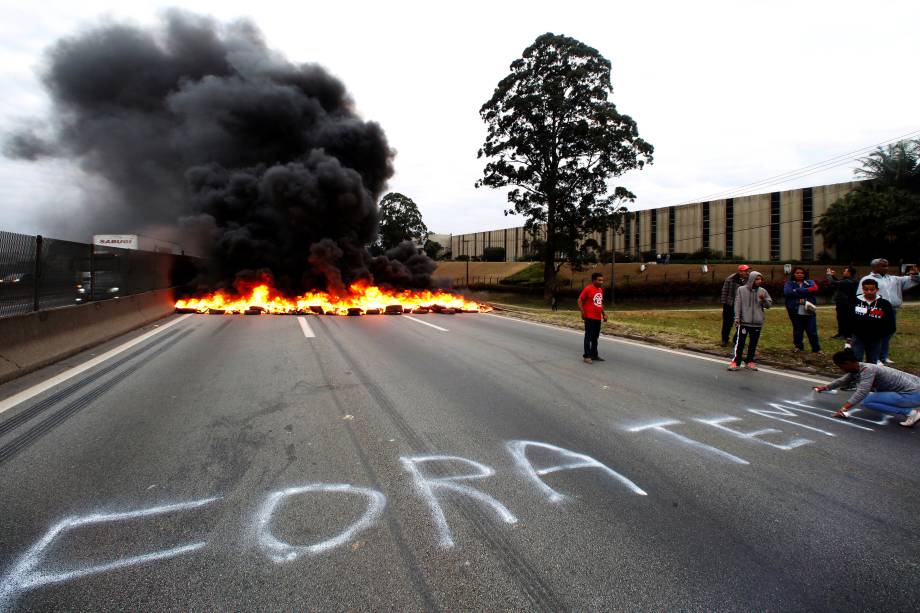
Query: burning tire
346 307 364 316
384 304 403 315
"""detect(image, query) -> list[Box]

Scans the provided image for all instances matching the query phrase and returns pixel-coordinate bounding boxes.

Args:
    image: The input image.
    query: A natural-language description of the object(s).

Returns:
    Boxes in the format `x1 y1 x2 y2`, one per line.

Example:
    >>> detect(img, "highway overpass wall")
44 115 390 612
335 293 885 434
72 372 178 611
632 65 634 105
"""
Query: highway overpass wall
0 287 175 384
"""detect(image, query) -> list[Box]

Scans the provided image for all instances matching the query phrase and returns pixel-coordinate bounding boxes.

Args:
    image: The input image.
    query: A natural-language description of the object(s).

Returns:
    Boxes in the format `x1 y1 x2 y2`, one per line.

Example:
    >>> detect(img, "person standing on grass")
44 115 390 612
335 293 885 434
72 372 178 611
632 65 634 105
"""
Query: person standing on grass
720 265 750 347
826 266 858 340
783 266 821 353
814 349 920 427
578 272 608 364
857 259 919 365
849 278 895 365
728 271 772 371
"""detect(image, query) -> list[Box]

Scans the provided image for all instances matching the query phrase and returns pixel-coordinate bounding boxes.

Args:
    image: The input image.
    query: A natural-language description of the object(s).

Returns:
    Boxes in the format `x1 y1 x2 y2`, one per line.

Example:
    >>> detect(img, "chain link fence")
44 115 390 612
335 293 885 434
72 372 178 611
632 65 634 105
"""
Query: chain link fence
0 230 197 318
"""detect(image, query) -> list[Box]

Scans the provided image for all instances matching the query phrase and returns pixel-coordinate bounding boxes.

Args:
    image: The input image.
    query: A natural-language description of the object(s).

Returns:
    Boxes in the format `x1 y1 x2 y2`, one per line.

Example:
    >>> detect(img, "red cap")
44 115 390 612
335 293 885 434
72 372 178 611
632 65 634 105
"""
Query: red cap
737 265 750 271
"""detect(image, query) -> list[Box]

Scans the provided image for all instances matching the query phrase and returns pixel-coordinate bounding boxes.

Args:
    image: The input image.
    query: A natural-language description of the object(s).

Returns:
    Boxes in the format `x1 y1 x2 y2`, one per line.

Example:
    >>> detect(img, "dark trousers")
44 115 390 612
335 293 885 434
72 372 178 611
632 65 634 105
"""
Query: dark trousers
583 318 602 358
721 304 735 344
732 325 762 364
787 309 821 352
851 336 883 364
835 303 853 337
880 308 896 361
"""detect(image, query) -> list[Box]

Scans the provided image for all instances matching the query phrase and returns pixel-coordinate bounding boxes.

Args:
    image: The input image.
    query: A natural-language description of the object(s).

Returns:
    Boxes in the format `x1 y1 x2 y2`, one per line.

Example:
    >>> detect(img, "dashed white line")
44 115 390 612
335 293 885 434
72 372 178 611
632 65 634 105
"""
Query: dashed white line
485 313 829 384
0 314 192 416
403 316 449 332
298 317 316 338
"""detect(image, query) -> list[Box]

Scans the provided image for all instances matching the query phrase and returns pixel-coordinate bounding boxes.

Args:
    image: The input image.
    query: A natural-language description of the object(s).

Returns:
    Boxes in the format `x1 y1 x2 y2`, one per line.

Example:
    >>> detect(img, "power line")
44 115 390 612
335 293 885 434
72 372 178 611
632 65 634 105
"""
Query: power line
670 129 920 206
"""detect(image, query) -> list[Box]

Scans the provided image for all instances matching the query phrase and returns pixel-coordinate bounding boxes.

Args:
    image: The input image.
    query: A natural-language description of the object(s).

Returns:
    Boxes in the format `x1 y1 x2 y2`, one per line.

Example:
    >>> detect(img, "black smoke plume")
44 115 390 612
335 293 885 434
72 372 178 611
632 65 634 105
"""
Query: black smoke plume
5 9 436 295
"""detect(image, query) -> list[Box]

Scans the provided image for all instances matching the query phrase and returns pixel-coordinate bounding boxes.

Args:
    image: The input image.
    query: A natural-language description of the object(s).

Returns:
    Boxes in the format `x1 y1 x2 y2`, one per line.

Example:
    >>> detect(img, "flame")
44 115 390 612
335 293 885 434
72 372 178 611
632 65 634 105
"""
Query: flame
175 281 491 315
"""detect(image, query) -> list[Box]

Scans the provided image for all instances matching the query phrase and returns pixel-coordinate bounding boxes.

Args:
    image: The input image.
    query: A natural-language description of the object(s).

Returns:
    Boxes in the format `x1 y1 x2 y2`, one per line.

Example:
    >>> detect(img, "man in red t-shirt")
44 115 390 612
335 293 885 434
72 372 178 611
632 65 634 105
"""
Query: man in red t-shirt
578 272 608 364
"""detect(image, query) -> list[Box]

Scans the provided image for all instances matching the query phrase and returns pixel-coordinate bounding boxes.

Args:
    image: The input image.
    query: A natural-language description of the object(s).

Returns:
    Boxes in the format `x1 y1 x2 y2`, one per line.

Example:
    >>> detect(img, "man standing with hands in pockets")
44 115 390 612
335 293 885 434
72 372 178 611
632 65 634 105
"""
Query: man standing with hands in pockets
728 270 773 371
579 272 608 364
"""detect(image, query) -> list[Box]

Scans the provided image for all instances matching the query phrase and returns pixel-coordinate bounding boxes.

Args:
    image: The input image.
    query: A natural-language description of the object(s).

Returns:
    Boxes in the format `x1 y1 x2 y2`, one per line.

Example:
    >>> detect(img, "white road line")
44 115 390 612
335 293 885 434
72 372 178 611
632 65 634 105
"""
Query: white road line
298 317 316 338
485 313 829 385
403 315 449 332
0 314 192 416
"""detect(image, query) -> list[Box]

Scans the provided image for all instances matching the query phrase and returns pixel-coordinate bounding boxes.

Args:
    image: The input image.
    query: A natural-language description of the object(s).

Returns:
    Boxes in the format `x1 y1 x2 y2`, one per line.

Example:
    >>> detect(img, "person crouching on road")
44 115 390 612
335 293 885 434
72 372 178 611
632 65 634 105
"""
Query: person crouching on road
728 271 772 371
579 272 608 364
849 278 895 365
814 349 920 426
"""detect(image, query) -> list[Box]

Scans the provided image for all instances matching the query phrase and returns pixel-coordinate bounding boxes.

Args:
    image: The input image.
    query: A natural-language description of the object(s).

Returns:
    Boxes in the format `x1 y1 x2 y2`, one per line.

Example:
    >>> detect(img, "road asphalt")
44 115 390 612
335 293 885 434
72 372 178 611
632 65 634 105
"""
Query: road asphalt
0 311 917 611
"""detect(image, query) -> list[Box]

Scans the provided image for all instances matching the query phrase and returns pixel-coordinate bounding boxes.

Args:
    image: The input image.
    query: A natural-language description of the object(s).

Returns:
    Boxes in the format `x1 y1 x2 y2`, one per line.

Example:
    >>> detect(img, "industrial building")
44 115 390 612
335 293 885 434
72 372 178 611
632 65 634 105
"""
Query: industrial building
448 180 860 262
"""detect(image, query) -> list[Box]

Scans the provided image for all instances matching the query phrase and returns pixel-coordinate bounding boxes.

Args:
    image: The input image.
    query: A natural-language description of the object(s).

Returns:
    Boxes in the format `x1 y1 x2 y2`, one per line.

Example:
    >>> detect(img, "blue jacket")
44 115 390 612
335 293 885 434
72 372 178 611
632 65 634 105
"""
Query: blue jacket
783 279 819 311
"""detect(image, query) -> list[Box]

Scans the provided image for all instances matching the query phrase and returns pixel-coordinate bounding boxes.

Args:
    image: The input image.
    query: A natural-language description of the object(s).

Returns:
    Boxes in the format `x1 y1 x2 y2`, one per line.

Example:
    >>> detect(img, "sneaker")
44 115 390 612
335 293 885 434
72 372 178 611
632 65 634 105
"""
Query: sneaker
727 361 739 371
884 358 895 365
900 409 920 428
745 362 758 371
583 357 593 364
592 356 605 362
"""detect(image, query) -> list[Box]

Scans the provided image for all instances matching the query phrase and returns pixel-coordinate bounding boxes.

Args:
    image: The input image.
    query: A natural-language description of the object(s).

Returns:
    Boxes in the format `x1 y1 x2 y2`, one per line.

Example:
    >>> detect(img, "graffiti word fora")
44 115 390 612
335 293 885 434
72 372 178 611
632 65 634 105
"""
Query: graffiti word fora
0 440 644 610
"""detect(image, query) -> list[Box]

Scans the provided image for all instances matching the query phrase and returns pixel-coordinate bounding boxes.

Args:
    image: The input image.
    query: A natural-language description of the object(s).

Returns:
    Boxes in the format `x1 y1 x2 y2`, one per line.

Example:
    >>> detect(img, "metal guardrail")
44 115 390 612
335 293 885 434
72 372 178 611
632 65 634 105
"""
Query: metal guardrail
0 230 196 318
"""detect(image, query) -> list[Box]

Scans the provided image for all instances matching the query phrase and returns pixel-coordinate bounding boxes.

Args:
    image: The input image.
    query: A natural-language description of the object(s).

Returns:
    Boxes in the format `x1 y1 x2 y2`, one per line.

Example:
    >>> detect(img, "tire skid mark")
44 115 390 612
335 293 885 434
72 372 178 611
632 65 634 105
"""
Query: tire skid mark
306 325 439 613
313 317 567 613
0 329 194 465
0 329 182 439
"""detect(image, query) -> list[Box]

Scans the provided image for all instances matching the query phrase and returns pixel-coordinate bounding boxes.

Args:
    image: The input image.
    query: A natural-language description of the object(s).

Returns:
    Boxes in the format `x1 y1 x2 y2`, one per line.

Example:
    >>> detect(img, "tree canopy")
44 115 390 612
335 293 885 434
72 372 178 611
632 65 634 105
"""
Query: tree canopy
375 192 429 251
817 140 920 263
476 32 653 296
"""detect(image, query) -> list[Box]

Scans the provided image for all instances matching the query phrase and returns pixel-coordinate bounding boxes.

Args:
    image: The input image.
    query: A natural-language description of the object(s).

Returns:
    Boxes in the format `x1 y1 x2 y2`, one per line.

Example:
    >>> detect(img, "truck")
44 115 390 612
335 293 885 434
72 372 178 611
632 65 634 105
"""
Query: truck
73 235 183 303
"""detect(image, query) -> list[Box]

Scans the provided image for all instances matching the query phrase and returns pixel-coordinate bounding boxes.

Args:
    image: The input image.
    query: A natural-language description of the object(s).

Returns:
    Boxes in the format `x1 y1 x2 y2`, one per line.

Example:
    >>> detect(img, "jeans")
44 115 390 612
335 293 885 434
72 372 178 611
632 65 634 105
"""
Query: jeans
850 336 883 364
861 390 920 416
721 304 735 344
583 318 602 358
732 325 762 364
787 309 820 352
880 308 896 361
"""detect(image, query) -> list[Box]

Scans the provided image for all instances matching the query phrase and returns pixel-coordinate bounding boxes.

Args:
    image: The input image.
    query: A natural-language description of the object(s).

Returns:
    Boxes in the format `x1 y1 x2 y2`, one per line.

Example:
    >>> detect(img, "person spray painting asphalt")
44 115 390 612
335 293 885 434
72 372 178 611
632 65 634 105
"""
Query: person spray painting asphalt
728 271 773 371
578 272 608 364
814 349 920 426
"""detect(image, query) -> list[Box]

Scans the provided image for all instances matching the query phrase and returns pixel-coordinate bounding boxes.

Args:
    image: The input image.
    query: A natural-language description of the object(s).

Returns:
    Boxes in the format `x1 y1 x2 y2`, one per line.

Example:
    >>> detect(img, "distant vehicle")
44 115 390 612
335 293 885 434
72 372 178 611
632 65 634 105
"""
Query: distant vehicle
0 272 34 285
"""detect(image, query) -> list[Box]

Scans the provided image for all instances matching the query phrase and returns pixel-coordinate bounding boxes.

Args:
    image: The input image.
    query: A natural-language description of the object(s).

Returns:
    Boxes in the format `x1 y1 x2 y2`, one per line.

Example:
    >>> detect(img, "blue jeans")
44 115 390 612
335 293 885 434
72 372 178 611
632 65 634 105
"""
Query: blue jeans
787 309 820 352
861 390 920 416
850 336 883 364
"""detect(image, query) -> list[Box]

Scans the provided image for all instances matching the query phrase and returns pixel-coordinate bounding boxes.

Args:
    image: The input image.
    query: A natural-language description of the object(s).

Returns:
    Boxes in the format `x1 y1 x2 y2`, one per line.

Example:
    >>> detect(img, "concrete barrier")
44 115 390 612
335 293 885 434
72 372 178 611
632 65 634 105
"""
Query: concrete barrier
0 288 176 385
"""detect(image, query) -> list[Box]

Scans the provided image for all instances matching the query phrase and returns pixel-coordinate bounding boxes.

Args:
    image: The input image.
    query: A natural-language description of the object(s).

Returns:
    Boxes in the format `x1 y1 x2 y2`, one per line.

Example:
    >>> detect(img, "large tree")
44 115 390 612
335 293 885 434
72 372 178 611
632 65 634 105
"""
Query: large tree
375 192 429 251
476 33 653 297
817 140 920 263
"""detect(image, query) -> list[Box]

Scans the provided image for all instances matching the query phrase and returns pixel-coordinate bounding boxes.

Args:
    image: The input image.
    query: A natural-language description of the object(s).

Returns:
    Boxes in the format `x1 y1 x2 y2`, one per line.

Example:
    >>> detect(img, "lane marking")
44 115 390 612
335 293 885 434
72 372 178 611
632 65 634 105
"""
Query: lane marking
0 315 192 416
298 317 315 338
403 315 448 332
485 313 829 384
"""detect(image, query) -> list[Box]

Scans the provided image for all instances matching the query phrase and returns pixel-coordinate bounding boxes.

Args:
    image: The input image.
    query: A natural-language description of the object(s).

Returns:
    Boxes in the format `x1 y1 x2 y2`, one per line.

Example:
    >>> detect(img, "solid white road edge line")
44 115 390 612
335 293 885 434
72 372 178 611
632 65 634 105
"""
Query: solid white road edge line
403 315 449 332
298 317 316 338
0 314 193 416
485 313 829 385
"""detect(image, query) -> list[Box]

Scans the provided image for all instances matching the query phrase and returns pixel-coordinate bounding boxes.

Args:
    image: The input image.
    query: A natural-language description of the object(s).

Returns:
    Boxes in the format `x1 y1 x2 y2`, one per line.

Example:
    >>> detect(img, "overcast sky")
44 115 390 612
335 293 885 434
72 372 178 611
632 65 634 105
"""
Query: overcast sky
1 0 918 240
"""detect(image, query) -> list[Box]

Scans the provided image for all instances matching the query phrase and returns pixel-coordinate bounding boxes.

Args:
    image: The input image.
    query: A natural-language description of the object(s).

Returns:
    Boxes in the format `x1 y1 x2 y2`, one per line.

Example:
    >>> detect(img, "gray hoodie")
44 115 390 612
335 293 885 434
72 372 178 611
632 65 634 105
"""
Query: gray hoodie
734 271 773 327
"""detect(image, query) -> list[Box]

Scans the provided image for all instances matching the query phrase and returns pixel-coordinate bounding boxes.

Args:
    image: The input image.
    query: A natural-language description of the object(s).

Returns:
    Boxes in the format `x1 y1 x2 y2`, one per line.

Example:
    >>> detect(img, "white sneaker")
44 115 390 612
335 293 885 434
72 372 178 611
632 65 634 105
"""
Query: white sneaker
900 409 920 428
883 358 895 365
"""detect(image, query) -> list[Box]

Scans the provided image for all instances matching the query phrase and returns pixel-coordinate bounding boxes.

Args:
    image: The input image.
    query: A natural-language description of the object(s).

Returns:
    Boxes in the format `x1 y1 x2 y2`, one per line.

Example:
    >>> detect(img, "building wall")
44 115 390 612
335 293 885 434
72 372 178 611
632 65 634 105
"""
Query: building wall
448 180 862 262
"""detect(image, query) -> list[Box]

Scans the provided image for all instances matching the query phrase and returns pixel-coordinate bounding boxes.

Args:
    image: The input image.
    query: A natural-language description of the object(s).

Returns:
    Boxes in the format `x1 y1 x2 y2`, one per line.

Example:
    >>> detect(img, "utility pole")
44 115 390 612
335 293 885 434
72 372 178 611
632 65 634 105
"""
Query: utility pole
462 238 471 287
